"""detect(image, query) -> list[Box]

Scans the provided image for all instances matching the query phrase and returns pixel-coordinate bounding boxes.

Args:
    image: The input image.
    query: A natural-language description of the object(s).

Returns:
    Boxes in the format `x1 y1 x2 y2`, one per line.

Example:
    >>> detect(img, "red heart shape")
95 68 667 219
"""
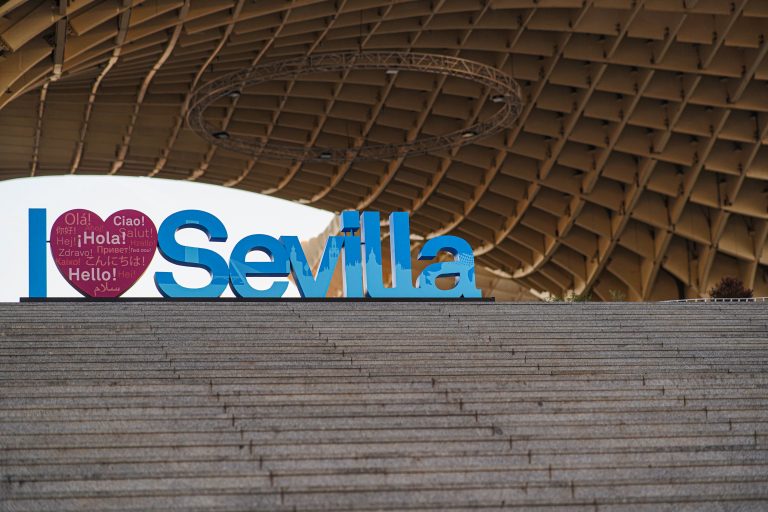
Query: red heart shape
50 209 158 298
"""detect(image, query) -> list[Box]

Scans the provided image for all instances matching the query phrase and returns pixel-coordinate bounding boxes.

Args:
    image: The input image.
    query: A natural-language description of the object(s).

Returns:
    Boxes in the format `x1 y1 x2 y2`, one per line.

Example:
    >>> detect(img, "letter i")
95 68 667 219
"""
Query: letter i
340 211 363 298
28 209 47 298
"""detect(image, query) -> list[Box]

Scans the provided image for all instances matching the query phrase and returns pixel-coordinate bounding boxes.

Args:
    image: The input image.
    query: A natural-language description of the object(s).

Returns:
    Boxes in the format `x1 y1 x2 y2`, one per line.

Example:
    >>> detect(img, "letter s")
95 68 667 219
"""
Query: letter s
154 210 229 298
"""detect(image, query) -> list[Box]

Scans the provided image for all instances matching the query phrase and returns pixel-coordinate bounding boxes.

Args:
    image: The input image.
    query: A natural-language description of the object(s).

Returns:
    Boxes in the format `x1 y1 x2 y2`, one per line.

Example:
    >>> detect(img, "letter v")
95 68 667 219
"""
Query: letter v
280 236 344 298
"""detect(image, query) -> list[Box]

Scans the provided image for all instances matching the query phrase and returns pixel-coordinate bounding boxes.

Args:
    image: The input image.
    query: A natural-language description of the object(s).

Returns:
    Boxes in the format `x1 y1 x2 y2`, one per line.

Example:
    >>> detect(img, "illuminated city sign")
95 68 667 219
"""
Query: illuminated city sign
28 209 480 299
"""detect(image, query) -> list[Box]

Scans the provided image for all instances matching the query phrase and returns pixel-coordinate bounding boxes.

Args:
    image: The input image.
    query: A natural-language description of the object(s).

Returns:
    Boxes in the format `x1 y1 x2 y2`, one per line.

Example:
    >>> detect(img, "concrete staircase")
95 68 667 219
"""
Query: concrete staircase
1 301 767 511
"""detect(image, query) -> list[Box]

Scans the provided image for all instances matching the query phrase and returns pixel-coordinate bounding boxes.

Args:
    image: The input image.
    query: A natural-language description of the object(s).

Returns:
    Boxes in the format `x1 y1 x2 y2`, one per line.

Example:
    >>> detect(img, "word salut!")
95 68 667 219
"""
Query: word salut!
28 209 480 299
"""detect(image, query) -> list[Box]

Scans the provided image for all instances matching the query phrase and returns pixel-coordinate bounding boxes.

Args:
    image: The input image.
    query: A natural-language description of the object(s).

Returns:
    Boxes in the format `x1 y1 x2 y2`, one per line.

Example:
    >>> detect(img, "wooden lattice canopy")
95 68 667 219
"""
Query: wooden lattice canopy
1 0 767 300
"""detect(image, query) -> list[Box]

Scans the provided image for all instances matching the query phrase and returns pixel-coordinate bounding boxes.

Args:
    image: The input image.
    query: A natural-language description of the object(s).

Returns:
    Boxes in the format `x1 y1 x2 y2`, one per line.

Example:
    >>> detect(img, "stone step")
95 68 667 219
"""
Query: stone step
2 482 768 512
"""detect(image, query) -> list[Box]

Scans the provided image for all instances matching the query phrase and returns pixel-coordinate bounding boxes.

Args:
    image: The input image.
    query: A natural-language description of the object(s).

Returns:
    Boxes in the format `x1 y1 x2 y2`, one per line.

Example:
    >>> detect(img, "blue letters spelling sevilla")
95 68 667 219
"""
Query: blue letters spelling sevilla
29 209 481 299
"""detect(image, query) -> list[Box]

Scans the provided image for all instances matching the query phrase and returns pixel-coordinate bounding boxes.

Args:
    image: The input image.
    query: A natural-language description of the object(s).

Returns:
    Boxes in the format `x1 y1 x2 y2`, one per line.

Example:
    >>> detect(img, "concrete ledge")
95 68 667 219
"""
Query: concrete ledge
19 297 496 303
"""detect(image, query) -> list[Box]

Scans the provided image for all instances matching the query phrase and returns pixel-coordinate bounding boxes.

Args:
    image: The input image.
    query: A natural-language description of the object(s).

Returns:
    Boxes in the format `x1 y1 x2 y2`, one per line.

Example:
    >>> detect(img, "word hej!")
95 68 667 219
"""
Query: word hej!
28 209 481 299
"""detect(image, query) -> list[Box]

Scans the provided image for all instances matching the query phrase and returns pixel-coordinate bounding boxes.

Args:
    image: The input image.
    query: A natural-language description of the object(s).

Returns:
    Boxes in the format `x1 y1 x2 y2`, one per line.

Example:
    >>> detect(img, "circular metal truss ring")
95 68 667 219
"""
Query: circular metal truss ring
187 52 523 163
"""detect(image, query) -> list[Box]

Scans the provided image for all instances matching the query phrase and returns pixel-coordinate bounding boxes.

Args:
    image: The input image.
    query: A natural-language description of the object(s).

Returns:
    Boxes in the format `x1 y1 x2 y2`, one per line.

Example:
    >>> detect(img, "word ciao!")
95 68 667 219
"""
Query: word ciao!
28 209 480 299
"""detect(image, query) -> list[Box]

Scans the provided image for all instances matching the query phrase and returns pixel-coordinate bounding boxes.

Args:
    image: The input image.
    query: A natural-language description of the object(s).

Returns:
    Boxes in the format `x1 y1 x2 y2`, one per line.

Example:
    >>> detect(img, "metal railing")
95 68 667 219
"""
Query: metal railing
661 297 767 303
187 52 523 163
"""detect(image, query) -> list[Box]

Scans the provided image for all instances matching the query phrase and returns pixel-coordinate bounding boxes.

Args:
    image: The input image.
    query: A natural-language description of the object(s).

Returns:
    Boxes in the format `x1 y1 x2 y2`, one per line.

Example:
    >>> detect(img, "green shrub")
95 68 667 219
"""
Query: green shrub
548 291 592 302
608 289 627 302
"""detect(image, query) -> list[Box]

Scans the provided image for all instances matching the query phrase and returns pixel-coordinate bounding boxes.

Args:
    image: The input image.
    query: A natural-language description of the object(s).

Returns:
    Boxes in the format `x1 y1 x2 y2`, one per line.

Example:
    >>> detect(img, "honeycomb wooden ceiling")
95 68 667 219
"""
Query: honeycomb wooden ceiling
1 0 767 300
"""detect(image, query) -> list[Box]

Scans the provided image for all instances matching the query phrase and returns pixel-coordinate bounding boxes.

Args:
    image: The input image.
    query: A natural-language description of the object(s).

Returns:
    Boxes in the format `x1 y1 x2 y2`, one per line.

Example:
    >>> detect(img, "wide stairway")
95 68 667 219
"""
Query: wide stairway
1 301 767 511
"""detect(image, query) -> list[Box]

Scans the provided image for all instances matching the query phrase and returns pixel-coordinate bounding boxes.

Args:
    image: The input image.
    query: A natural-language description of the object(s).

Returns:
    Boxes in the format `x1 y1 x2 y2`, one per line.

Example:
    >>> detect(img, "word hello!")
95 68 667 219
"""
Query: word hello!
28 209 480 299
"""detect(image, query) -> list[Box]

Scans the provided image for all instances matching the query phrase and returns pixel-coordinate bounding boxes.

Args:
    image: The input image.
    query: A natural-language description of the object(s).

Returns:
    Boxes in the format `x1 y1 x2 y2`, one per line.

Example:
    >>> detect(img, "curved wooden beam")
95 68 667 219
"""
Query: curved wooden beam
149 0 248 178
109 1 190 175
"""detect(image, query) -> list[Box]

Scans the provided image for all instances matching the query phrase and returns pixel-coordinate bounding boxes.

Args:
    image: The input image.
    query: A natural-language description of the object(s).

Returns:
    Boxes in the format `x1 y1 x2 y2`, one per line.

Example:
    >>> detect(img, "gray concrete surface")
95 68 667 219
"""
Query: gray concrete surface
1 301 767 511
